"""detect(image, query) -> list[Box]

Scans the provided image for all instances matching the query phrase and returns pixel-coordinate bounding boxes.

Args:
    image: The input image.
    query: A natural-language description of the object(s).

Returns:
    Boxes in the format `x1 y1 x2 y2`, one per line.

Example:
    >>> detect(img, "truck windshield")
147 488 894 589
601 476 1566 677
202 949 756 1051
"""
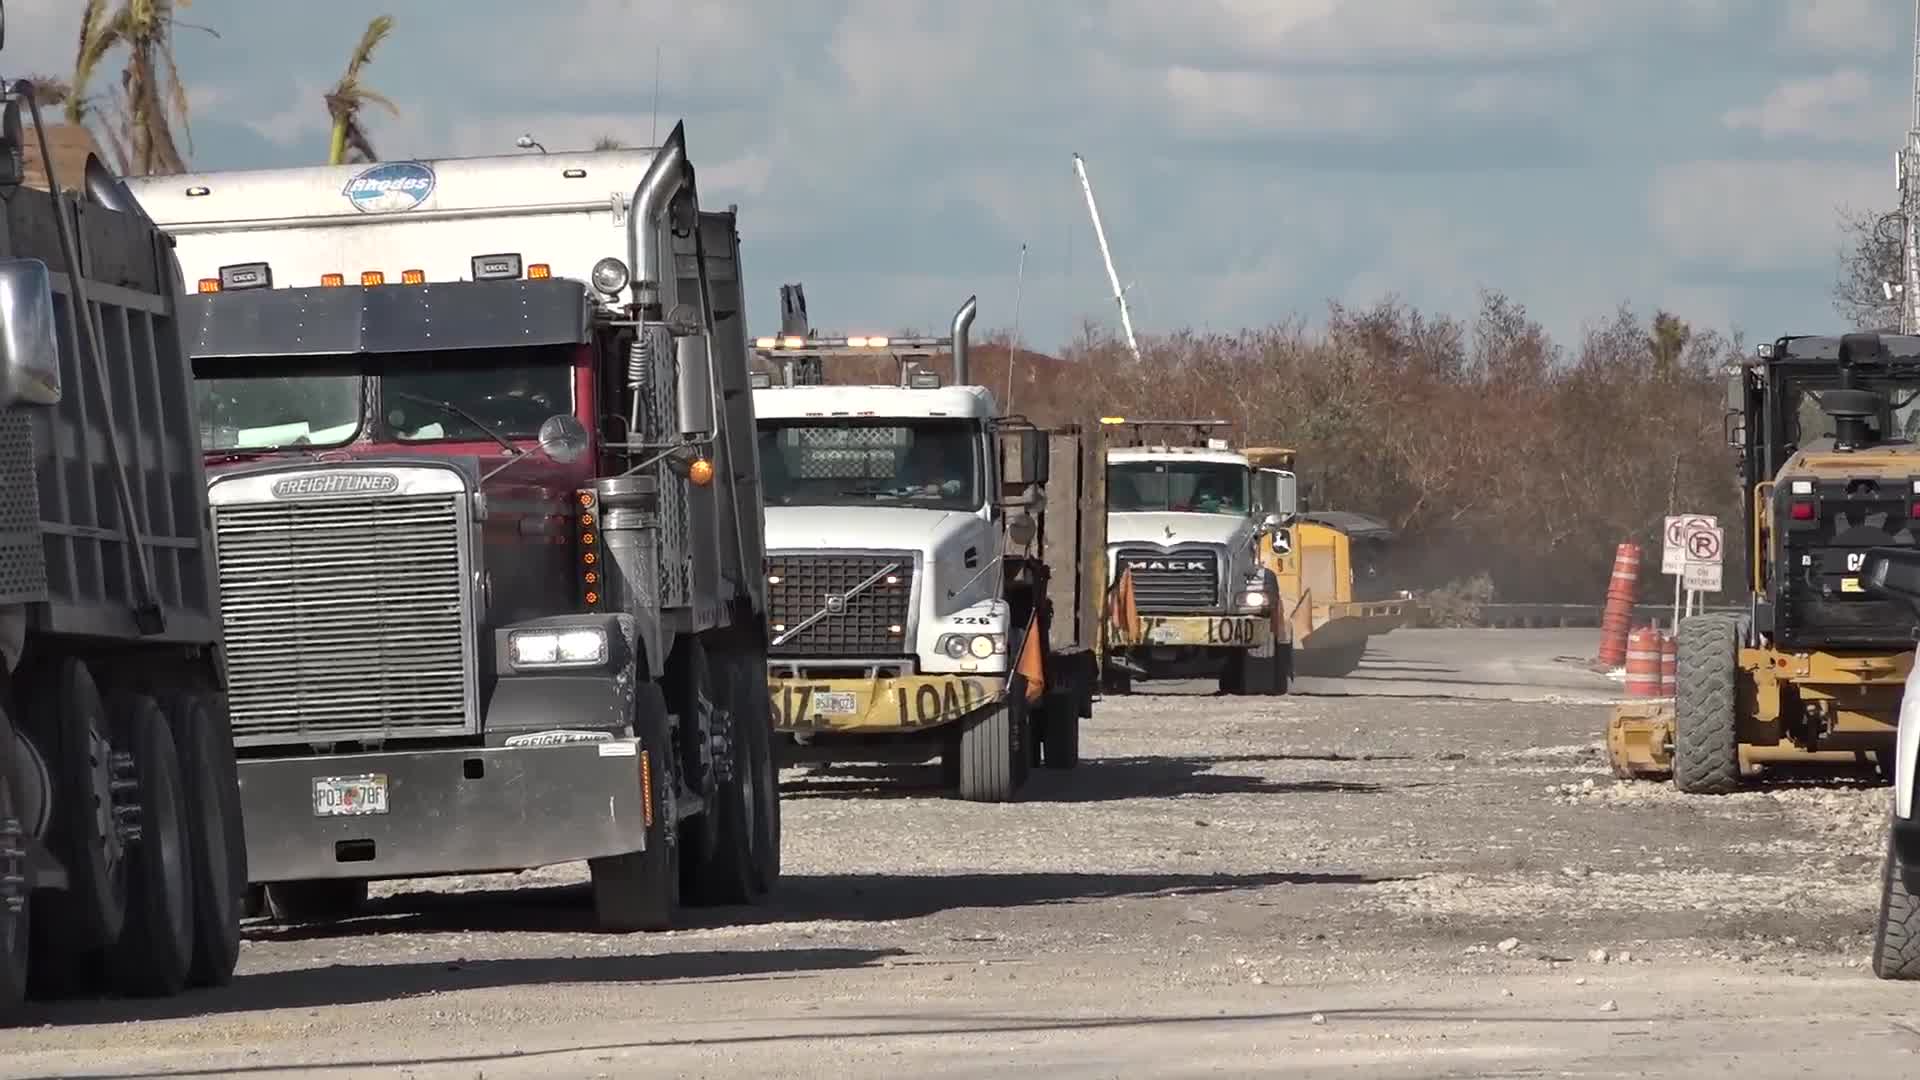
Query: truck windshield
1109 460 1250 515
758 418 981 511
196 375 363 452
193 346 576 451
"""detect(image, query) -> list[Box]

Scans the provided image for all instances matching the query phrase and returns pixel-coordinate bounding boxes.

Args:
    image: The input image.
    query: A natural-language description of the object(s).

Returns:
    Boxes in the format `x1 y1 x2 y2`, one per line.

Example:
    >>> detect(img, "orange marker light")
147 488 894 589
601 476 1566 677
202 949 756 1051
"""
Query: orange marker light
577 491 595 508
320 273 345 287
584 590 599 606
580 512 594 528
527 263 551 279
401 269 426 284
361 270 385 286
197 278 220 293
582 551 596 565
689 458 715 487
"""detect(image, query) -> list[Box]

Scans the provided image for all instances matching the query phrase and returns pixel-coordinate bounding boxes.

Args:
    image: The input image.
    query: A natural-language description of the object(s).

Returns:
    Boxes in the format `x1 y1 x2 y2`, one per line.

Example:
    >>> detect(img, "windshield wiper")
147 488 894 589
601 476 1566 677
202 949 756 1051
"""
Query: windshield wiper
388 391 524 460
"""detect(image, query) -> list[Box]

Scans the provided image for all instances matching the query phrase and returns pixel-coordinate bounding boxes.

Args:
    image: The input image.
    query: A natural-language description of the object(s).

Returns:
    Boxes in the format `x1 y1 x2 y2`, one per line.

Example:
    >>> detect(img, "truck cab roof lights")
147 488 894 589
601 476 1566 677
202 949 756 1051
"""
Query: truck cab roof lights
197 277 220 293
472 253 523 281
527 263 552 279
401 269 426 284
320 273 345 287
217 262 271 291
361 270 385 286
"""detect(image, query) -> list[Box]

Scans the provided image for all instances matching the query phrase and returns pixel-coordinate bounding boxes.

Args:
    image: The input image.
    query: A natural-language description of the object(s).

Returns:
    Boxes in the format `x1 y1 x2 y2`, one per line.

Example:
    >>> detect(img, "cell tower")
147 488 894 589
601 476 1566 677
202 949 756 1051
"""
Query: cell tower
1902 0 1920 334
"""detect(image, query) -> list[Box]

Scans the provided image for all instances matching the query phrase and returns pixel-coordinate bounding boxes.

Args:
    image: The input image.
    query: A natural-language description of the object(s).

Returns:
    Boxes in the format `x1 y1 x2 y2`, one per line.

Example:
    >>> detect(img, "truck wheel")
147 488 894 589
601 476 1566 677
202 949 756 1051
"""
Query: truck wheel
105 693 194 998
1873 827 1920 979
591 684 679 931
264 879 368 924
20 657 125 952
1040 697 1080 770
1236 640 1292 696
0 700 29 1015
160 693 243 988
1673 614 1742 795
679 645 755 907
665 638 722 886
1216 651 1246 695
1101 663 1132 696
956 683 1028 803
730 654 781 896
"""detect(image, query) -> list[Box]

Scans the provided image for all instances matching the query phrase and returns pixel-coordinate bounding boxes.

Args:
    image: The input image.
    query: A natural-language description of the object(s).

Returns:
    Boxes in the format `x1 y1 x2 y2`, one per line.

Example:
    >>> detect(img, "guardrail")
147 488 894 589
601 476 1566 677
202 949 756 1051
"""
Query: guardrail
1416 602 1745 630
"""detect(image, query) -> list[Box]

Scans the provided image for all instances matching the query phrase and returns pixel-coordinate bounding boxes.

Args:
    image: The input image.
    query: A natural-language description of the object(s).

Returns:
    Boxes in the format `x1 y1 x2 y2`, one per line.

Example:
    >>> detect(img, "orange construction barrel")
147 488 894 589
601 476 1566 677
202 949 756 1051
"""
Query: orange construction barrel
1658 632 1678 696
1596 541 1641 668
1624 627 1662 697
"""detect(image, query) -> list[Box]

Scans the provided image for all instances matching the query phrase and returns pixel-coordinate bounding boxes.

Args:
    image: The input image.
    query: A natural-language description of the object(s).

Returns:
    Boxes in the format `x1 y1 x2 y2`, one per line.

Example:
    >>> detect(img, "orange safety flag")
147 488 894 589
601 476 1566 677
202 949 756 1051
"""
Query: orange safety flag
1015 609 1047 703
1107 567 1141 645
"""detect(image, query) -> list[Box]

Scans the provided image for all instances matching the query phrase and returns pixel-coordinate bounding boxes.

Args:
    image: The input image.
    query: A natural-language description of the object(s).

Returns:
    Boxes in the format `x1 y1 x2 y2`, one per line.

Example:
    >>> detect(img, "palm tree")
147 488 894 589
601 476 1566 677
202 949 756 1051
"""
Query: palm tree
68 0 216 176
325 16 397 166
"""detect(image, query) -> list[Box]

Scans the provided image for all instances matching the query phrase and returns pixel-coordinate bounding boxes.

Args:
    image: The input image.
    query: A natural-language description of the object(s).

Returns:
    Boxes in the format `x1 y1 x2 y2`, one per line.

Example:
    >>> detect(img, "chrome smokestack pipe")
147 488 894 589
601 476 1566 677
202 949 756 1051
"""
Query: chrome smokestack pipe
951 295 977 386
628 120 688 314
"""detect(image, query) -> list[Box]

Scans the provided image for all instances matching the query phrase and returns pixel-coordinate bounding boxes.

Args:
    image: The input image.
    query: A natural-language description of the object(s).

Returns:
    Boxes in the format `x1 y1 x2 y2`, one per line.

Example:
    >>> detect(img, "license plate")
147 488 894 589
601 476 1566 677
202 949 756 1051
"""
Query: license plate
312 773 389 817
814 691 858 716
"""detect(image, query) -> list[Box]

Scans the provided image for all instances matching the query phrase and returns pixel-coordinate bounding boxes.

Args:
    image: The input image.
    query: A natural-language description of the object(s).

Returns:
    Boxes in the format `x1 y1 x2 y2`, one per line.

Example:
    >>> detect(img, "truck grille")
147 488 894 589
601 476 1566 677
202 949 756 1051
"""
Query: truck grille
213 493 473 745
767 552 914 658
1114 546 1222 613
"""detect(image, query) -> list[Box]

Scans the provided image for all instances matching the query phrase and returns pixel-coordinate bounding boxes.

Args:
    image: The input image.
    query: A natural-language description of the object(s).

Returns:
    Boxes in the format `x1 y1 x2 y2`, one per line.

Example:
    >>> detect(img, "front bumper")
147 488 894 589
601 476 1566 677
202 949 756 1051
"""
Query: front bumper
769 673 1005 734
1113 613 1273 650
238 738 655 883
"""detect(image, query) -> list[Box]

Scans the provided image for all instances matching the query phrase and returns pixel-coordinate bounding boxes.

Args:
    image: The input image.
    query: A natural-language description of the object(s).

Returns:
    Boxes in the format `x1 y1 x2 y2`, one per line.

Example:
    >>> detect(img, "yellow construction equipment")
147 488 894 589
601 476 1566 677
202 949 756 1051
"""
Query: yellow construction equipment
1243 447 1415 677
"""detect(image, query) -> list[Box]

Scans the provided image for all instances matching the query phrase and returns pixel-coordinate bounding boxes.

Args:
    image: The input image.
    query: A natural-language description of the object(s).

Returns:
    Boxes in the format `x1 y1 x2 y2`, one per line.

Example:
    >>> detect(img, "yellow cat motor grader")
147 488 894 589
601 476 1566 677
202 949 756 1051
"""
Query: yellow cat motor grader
1607 333 1918 791
1243 447 1415 678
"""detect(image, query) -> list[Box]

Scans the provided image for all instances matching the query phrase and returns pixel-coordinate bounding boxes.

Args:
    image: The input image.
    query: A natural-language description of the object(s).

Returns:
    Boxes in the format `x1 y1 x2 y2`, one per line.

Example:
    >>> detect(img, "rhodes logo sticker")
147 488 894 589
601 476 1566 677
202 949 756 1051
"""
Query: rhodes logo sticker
271 472 400 499
342 161 435 214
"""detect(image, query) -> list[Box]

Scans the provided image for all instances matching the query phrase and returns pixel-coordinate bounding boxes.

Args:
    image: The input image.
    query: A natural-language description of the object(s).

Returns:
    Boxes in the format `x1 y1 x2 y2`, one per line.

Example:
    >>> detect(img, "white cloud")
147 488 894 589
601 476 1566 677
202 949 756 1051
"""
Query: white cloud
1722 68 1892 142
1648 159 1886 271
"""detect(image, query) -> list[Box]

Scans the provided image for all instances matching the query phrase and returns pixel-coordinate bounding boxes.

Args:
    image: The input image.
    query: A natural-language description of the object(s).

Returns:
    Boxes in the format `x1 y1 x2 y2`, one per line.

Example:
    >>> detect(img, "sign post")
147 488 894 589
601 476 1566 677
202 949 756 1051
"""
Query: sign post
1663 514 1717 628
1680 520 1724 617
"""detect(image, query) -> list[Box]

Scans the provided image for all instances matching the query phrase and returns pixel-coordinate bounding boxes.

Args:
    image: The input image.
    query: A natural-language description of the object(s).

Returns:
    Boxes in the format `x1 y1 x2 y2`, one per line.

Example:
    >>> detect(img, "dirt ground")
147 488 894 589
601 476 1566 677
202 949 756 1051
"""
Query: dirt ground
3 629 1916 1078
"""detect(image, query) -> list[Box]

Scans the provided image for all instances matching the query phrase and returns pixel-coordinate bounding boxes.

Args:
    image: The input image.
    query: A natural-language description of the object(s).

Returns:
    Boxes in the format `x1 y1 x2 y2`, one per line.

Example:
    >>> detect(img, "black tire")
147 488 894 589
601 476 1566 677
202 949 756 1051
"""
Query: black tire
240 885 265 920
160 693 243 988
665 638 721 883
1040 695 1080 770
19 657 124 951
688 650 757 907
1673 614 1742 795
1217 650 1245 695
105 693 195 998
264 879 368 923
1102 662 1132 696
1234 635 1292 696
590 683 679 932
1873 826 1920 979
676 641 755 907
956 681 1027 803
0 698 30 1016
732 654 780 896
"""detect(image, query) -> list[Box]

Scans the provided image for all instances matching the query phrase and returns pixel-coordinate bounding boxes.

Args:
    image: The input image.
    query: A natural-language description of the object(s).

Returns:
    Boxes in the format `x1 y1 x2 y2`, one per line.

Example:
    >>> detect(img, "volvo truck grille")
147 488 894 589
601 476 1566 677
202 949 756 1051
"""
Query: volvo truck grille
213 492 474 745
1114 547 1223 612
767 552 914 657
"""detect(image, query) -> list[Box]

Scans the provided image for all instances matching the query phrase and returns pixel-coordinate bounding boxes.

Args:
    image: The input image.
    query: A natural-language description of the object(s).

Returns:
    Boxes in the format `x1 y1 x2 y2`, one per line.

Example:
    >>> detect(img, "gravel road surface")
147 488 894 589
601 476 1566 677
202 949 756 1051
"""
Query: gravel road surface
4 629 1913 1078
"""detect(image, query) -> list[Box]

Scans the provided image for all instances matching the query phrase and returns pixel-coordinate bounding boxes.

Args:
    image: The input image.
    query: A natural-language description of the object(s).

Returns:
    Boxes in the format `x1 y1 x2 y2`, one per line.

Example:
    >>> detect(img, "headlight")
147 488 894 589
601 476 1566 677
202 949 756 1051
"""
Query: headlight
1241 590 1268 609
936 633 1005 660
591 257 630 296
509 627 609 669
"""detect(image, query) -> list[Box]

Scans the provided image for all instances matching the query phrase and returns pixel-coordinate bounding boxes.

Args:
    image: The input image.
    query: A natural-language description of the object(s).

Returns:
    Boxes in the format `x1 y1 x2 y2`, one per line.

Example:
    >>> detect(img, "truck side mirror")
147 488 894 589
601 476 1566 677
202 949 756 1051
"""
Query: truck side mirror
1724 411 1744 448
538 414 590 464
675 333 714 437
0 257 61 409
1000 426 1049 488
1863 548 1920 608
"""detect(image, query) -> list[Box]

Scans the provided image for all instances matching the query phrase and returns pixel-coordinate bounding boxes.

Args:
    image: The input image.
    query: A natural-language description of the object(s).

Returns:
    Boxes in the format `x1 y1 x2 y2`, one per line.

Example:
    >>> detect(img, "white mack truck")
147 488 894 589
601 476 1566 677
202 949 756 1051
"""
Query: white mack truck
1101 419 1292 695
749 286 1103 801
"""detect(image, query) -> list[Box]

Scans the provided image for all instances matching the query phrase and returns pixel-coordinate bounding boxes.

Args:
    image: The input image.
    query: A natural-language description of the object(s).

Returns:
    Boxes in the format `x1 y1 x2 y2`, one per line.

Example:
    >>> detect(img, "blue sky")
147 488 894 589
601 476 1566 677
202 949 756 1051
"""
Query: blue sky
9 0 1911 351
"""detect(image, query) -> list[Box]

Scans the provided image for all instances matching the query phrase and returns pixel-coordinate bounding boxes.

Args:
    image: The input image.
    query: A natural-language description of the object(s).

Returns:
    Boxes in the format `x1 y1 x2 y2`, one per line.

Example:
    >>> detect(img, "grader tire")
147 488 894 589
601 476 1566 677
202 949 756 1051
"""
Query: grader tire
1673 615 1742 795
1873 828 1920 980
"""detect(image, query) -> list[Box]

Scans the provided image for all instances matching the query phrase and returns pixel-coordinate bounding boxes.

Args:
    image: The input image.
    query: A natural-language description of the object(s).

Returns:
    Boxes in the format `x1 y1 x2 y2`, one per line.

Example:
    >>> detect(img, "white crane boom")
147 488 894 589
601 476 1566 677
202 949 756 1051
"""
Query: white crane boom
1072 152 1142 362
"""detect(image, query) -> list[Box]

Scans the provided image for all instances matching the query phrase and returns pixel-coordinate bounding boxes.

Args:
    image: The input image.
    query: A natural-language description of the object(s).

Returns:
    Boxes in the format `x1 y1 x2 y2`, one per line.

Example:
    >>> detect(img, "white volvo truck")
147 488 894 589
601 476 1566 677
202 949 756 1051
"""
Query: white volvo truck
750 287 1102 801
1101 419 1291 695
